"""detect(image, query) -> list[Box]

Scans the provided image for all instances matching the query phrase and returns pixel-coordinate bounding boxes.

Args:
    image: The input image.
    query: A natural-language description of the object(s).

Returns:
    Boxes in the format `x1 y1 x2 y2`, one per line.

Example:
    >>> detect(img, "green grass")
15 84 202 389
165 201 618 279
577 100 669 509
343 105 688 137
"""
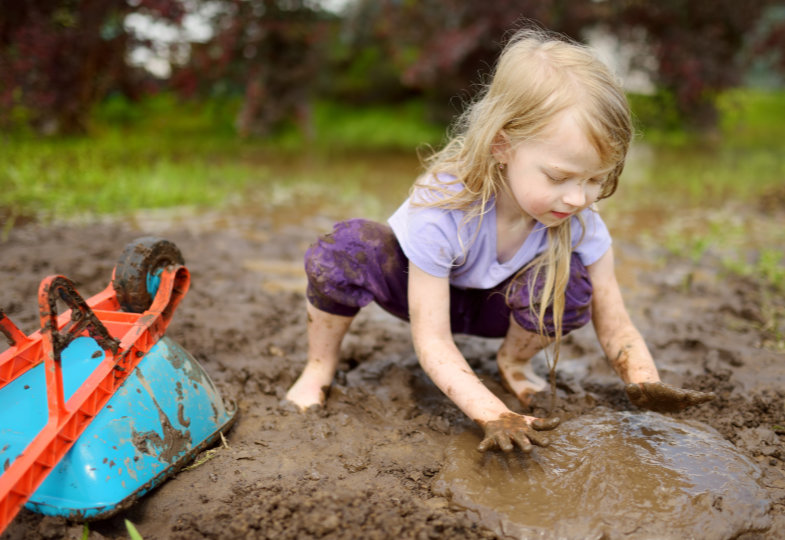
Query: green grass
3 89 783 220
0 94 439 222
717 88 785 146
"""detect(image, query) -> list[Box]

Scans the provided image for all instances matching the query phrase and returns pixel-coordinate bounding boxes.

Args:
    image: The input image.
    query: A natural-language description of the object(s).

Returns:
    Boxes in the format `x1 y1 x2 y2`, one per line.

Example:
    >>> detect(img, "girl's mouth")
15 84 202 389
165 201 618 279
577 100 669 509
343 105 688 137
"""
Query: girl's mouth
551 211 571 220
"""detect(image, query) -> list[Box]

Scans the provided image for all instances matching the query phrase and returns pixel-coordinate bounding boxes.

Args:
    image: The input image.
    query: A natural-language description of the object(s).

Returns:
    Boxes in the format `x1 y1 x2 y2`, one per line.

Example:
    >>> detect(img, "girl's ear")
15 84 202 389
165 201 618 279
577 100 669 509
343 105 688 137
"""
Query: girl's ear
491 130 511 164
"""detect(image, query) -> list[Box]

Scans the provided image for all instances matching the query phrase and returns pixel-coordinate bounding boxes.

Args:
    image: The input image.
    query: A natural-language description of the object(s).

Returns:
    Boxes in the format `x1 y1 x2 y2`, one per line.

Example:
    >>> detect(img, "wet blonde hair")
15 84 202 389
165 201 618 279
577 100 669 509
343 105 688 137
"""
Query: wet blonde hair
415 27 632 376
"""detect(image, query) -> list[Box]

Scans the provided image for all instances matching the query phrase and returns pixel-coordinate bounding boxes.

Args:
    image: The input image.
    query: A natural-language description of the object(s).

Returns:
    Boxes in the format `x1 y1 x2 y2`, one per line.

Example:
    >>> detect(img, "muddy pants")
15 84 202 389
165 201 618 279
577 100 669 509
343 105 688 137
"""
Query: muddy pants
304 219 593 338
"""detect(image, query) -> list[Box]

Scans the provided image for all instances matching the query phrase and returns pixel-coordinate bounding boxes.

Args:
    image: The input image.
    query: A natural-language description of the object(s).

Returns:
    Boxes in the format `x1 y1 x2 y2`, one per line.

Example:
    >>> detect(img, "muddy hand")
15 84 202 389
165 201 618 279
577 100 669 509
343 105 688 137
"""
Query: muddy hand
625 381 715 413
477 413 560 453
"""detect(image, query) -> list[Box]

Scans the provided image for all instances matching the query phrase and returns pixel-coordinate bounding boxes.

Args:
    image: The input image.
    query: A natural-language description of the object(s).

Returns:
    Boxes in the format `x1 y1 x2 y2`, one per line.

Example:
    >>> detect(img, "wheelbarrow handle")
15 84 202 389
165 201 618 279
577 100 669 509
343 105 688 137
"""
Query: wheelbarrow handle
38 276 120 421
0 310 31 349
39 276 120 359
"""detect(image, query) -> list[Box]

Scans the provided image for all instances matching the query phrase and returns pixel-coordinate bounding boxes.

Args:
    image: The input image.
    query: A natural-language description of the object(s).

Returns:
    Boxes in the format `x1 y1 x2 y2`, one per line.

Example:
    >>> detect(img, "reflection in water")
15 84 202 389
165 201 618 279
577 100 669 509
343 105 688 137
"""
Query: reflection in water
435 409 771 539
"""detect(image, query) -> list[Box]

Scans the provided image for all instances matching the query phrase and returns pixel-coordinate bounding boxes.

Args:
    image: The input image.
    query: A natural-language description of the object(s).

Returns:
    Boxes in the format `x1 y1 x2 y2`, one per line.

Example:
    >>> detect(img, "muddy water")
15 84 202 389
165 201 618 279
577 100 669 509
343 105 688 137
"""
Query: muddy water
435 409 771 539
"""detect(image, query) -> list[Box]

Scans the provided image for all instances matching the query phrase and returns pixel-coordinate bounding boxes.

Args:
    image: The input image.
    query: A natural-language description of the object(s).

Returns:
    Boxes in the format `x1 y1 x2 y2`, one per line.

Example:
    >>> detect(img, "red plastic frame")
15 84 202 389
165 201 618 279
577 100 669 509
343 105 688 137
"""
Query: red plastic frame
0 265 190 533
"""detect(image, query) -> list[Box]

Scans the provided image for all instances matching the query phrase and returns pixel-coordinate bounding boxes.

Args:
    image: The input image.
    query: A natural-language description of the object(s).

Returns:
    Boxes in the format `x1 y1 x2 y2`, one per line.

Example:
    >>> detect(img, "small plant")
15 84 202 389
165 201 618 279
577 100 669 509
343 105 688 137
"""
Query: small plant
723 249 785 294
125 519 144 540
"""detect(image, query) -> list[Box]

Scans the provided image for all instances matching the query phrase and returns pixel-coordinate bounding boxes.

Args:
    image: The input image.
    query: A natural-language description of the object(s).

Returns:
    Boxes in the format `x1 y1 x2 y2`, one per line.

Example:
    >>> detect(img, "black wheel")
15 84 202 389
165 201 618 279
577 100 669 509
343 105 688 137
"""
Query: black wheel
112 237 185 313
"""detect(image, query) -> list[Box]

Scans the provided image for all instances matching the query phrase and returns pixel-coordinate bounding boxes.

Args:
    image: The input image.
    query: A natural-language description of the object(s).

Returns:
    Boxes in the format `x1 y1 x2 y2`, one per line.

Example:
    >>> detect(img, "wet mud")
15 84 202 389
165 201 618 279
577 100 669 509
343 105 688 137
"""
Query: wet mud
436 409 771 539
0 207 783 539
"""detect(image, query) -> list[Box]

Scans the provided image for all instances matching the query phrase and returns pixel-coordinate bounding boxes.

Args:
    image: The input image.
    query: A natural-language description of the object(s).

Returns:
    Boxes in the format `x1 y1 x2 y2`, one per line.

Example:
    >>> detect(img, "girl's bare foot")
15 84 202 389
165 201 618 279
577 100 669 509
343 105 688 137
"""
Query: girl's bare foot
497 319 551 406
285 303 354 412
285 374 328 411
498 358 548 406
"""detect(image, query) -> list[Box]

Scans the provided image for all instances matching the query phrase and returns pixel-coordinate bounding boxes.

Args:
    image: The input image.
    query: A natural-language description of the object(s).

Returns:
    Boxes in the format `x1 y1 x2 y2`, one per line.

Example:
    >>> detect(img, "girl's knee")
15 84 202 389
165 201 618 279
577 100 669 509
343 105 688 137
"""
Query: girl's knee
305 219 396 279
304 219 403 317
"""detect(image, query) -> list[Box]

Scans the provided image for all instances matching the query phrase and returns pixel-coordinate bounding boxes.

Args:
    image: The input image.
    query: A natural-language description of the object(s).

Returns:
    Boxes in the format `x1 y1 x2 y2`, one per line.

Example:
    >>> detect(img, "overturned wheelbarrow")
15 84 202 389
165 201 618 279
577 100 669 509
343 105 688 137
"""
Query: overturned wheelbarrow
0 237 237 532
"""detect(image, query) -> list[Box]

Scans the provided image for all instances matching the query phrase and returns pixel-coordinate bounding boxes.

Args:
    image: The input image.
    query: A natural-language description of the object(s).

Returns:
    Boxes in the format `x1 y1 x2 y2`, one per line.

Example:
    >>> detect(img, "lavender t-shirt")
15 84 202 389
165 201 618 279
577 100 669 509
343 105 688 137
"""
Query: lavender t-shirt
387 185 612 289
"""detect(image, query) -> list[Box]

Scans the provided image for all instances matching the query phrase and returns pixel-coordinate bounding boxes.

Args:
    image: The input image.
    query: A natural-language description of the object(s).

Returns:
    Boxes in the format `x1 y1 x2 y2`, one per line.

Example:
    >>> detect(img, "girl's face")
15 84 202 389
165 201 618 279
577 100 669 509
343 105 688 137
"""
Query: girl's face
495 110 613 227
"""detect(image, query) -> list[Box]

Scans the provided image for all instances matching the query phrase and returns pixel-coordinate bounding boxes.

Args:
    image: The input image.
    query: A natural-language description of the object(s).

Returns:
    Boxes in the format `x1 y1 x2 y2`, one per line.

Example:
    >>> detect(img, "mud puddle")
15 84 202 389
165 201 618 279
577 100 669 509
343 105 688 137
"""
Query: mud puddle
435 409 771 539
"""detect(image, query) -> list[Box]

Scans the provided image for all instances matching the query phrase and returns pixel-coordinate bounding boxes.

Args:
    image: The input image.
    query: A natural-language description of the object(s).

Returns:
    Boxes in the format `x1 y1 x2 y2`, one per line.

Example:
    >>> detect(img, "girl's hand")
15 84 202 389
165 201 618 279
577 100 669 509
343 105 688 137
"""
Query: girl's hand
625 381 715 413
477 413 561 453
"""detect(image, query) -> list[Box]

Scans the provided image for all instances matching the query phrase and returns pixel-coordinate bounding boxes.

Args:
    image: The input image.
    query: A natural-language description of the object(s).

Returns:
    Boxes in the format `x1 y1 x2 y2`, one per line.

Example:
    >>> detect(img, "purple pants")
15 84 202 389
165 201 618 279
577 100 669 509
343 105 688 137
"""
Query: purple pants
304 219 593 338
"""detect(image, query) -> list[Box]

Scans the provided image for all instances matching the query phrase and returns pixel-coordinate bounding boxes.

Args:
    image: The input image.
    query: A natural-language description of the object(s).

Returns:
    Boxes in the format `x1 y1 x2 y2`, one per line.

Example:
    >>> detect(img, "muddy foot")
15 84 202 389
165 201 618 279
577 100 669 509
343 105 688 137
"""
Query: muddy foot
498 360 548 407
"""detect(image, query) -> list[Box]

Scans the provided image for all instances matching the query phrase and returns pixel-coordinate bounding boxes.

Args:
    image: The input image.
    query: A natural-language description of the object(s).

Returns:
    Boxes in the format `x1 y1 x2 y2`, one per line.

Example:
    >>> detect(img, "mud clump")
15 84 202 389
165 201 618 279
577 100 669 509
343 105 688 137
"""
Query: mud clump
0 211 784 539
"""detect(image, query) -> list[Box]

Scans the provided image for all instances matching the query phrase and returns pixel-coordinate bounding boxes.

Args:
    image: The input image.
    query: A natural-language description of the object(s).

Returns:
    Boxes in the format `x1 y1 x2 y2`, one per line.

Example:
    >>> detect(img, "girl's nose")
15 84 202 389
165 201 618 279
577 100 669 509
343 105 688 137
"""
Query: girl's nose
563 182 586 208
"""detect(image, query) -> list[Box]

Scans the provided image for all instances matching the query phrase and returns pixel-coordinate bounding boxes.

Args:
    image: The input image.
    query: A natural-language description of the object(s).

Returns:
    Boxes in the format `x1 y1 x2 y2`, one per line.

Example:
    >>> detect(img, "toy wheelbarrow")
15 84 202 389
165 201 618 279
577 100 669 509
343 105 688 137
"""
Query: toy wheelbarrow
0 237 236 533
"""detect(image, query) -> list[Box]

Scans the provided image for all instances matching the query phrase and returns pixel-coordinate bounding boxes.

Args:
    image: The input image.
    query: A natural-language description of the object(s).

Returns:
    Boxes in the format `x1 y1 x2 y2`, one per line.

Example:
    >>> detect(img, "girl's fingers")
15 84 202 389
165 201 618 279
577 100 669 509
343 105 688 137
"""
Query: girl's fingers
477 436 497 453
627 382 715 412
531 416 561 431
511 432 533 453
497 433 514 453
523 429 549 448
625 382 643 403
685 388 716 406
478 413 561 453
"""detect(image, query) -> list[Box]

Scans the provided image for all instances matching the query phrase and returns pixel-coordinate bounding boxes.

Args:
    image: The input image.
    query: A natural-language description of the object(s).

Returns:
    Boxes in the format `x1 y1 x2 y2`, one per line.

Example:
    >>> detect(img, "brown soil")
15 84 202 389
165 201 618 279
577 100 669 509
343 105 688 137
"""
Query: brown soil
1 208 783 539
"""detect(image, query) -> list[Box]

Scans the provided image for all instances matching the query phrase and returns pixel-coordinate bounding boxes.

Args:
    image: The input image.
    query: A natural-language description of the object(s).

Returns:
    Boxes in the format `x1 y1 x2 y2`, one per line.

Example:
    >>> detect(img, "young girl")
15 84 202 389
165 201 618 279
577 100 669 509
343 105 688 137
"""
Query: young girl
286 28 714 453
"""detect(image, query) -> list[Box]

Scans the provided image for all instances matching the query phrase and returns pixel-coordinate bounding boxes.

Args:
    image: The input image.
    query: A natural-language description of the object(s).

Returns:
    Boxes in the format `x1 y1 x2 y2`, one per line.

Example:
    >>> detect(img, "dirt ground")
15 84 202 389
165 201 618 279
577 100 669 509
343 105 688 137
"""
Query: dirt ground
1 204 783 539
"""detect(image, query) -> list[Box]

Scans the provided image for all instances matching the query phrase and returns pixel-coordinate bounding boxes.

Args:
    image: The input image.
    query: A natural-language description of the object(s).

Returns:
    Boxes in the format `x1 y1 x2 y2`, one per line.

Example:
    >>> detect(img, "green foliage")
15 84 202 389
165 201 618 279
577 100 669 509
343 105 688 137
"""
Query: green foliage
724 249 785 293
628 91 689 144
91 93 240 139
1 93 439 222
717 89 785 146
311 100 444 150
1 132 258 218
93 93 144 127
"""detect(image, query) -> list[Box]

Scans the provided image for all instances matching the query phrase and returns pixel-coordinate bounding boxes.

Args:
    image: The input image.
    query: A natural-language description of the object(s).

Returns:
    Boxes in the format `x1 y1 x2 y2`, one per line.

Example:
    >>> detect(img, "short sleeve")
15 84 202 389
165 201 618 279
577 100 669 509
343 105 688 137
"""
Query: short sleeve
572 209 612 266
388 200 462 278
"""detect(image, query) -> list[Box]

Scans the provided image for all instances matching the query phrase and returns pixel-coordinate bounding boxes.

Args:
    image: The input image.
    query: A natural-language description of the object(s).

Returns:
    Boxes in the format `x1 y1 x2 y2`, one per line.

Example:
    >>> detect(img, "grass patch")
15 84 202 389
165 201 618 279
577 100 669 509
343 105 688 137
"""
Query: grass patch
311 100 445 151
717 88 785 146
1 134 261 218
0 94 437 221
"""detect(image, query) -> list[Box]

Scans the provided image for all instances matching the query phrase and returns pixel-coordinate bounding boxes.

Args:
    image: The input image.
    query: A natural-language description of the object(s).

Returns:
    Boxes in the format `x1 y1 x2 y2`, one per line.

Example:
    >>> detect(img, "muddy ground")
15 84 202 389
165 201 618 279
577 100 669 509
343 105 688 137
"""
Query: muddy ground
1 205 783 539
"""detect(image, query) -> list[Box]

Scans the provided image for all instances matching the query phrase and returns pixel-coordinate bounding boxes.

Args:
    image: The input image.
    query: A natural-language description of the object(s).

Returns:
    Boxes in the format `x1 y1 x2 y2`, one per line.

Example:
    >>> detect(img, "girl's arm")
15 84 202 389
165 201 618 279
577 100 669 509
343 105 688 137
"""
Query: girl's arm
407 262 558 452
587 247 659 383
588 247 714 411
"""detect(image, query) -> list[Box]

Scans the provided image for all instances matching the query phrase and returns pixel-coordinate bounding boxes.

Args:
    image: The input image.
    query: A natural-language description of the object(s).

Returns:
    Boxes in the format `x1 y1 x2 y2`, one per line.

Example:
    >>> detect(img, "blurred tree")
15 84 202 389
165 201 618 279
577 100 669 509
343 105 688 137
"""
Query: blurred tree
3 0 783 136
172 0 334 137
363 0 596 123
0 0 186 135
748 4 785 82
607 0 785 131
356 0 785 130
318 1 414 105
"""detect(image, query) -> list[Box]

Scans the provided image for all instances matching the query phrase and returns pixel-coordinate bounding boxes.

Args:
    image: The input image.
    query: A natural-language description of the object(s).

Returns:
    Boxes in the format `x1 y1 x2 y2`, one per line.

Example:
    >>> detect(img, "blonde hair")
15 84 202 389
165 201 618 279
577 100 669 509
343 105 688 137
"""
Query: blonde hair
415 27 632 382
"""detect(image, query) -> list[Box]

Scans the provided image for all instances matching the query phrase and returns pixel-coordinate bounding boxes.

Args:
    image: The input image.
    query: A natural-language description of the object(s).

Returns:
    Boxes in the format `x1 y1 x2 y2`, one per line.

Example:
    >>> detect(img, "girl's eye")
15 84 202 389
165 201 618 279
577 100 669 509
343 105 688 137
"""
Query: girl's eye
546 174 567 184
589 176 606 185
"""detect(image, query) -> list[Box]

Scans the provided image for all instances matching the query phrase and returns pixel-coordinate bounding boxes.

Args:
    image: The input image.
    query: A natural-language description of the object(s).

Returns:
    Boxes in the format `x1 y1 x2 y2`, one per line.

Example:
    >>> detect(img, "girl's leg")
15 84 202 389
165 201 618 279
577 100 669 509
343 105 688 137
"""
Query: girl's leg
286 219 410 410
496 317 552 406
498 252 593 406
285 301 354 410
